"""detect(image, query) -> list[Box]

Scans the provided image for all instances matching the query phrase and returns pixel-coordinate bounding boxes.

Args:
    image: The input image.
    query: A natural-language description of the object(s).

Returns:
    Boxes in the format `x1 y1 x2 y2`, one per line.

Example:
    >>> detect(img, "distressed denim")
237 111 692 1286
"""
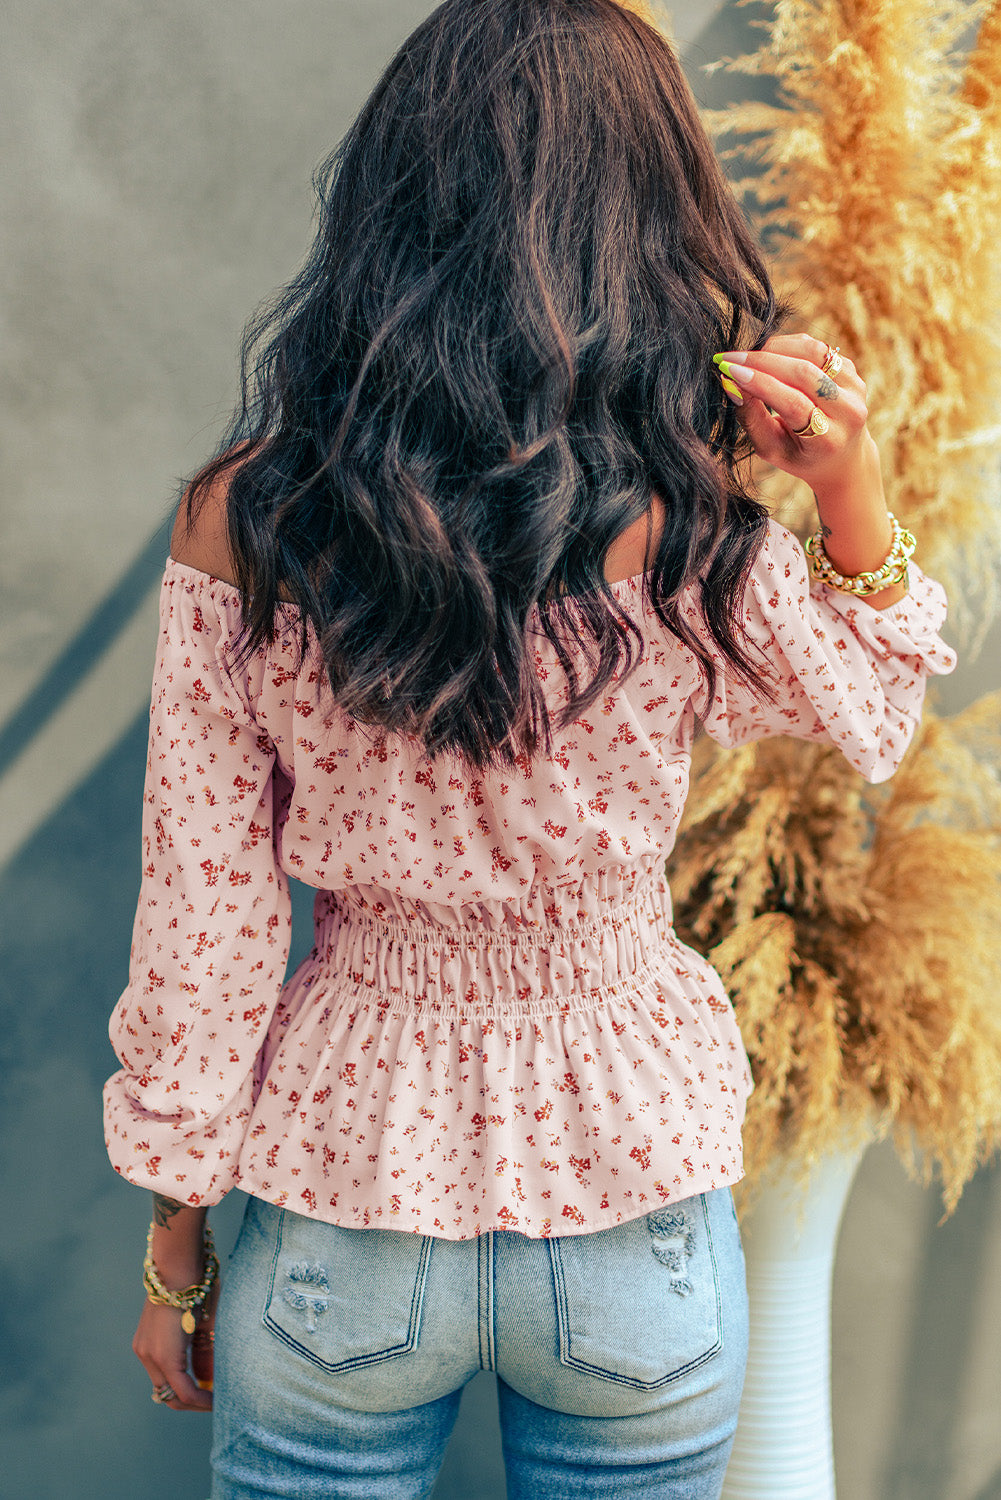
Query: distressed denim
210 1187 748 1499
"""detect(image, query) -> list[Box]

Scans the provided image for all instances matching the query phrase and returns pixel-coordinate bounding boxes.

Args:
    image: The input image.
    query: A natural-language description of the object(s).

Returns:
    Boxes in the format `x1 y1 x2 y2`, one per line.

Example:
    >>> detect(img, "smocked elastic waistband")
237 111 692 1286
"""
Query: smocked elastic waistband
309 871 679 1020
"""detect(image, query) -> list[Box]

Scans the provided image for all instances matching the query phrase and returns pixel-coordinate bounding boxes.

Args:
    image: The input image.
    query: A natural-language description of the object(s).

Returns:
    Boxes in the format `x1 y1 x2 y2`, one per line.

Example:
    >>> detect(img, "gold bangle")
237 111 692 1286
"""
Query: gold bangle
143 1222 219 1334
805 513 916 597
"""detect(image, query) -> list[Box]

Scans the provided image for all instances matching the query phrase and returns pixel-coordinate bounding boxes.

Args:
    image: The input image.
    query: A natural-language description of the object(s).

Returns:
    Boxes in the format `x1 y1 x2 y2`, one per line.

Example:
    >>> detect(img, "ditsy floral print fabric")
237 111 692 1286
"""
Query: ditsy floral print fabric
104 519 956 1238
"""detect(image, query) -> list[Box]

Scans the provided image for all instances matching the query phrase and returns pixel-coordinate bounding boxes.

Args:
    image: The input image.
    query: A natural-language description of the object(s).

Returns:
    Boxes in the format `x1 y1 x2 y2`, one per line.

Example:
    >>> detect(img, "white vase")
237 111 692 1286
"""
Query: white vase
721 1133 870 1500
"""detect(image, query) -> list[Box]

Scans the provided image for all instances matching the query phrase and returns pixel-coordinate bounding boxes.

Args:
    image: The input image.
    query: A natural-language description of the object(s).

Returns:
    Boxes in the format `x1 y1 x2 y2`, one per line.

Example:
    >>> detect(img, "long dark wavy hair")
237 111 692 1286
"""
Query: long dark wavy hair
184 0 789 770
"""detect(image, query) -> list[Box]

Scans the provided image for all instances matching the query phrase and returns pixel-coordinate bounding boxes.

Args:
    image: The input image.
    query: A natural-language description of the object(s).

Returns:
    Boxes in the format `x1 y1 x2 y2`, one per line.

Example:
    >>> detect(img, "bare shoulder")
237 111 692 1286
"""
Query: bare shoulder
170 451 247 586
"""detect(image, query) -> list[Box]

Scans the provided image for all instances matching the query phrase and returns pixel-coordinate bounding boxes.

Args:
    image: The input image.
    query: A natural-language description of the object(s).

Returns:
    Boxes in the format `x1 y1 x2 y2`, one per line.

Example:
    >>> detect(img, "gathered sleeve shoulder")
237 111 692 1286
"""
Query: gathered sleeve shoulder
682 517 958 783
103 564 292 1204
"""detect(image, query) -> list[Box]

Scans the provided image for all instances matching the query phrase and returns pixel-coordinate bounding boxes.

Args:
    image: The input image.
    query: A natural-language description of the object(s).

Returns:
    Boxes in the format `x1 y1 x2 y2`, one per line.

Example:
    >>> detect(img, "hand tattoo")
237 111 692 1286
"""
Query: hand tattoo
152 1193 185 1227
817 374 839 401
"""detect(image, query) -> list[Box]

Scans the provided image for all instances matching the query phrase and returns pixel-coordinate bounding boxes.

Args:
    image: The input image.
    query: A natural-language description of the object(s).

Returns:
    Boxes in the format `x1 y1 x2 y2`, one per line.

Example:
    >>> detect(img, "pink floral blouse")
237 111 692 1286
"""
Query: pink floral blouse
104 518 956 1238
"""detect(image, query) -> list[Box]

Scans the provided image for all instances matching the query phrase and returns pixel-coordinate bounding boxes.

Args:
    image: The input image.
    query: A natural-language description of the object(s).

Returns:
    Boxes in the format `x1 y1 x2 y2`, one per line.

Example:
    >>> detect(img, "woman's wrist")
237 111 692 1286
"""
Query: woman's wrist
149 1193 209 1287
810 437 908 609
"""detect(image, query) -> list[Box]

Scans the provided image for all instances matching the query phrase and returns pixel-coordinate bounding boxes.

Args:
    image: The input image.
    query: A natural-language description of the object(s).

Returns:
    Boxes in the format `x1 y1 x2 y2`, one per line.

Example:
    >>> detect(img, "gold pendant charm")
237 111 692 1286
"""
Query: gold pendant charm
181 1309 197 1335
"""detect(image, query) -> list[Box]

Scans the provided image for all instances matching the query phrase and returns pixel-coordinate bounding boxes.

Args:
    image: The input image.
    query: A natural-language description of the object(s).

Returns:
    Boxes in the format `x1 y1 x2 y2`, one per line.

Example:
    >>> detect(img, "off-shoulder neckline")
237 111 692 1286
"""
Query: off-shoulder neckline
163 554 650 600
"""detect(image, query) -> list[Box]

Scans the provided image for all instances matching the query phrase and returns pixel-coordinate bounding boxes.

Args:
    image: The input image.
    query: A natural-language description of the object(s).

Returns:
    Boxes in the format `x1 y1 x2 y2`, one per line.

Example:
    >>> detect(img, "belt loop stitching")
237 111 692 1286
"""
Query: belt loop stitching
477 1230 497 1370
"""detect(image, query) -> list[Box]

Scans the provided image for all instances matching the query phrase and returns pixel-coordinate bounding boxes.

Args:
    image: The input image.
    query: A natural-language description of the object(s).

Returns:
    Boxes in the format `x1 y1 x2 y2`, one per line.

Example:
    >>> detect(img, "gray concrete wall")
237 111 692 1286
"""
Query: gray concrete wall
2 3 999 1496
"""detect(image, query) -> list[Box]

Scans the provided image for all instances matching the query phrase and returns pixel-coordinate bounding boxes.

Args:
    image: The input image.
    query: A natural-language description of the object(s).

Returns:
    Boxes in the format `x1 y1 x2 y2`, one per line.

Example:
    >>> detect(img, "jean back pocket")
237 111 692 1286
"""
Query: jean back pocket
548 1194 723 1388
262 1208 434 1374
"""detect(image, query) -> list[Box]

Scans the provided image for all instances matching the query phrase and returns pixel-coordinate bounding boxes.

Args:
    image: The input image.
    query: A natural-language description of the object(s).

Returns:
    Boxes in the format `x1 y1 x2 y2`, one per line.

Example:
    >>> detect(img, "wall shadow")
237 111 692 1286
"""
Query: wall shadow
0 713 505 1499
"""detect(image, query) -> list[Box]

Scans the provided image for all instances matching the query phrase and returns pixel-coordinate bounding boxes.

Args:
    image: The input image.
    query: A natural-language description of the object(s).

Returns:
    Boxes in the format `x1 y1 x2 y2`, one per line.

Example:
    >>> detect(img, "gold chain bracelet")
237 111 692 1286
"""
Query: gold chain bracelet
805 512 916 598
143 1221 220 1334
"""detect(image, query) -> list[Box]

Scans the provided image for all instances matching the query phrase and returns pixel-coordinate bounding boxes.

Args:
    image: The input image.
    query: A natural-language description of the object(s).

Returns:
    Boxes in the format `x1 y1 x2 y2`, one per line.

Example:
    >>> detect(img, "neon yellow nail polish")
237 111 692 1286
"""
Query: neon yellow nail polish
719 375 744 405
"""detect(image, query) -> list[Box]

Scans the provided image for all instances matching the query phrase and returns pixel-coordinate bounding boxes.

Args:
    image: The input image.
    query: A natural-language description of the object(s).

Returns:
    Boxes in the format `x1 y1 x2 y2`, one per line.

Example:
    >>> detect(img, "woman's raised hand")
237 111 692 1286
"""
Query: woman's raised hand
715 330 909 606
715 332 877 504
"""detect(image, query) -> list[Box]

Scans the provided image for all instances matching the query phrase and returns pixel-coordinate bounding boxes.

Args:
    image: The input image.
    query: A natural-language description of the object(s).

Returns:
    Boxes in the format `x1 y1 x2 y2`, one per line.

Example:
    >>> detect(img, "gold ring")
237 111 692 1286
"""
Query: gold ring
822 344 844 377
151 1383 177 1404
793 407 831 438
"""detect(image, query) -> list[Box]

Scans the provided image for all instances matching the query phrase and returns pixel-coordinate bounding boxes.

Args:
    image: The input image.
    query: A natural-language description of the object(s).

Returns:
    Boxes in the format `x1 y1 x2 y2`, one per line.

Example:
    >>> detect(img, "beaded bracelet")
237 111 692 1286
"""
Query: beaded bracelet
143 1221 219 1334
805 512 916 598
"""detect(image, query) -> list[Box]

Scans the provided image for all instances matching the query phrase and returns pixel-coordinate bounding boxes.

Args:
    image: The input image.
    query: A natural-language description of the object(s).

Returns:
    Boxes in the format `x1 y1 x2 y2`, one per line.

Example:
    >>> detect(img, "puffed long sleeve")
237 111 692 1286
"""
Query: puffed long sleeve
103 569 292 1204
683 518 957 782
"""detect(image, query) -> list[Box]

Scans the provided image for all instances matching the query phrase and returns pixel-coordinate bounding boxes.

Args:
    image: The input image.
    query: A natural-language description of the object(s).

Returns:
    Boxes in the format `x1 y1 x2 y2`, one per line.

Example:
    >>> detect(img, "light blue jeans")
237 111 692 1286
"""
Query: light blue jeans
210 1188 748 1499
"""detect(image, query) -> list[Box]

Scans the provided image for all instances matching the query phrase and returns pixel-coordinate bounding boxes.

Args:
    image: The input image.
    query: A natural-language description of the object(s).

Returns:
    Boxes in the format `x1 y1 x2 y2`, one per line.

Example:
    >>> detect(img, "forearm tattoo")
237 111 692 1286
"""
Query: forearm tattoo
817 373 839 401
152 1193 185 1227
811 497 834 540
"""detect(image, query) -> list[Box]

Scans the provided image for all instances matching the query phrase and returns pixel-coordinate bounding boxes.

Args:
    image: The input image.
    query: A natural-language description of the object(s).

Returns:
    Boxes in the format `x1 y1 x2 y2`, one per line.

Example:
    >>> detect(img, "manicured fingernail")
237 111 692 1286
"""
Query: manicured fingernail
713 351 748 365
718 361 754 385
719 374 744 405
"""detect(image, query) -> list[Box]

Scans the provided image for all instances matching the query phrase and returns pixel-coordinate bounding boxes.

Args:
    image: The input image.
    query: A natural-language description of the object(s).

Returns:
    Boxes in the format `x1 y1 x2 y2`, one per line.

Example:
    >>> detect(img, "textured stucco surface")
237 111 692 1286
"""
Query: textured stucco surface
2 2 999 1497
